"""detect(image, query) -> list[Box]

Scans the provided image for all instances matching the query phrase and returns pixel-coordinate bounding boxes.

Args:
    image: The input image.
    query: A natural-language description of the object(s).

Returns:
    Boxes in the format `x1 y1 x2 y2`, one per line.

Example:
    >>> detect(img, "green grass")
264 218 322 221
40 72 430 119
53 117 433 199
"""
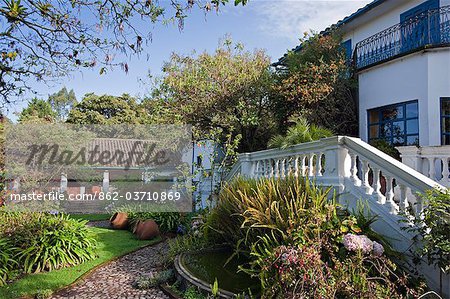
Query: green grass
69 214 111 221
0 227 161 299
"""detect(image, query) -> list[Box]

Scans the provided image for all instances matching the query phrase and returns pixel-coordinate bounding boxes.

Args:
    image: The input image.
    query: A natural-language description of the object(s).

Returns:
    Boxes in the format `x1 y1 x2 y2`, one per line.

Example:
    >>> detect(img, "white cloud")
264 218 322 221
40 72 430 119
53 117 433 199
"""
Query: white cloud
250 0 372 43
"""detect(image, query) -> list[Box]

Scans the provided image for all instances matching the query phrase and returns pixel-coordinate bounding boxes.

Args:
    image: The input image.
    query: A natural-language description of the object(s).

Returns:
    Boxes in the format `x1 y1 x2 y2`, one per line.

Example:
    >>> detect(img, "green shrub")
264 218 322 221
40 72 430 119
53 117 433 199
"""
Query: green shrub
112 204 183 233
0 211 97 276
166 234 209 265
406 189 450 295
205 176 335 247
268 117 333 149
183 286 206 299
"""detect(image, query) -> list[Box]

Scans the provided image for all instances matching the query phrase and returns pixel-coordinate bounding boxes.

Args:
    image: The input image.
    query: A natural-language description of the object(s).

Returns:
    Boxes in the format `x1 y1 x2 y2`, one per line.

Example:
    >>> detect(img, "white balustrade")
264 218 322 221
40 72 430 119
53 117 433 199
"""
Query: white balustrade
397 145 450 187
226 136 445 221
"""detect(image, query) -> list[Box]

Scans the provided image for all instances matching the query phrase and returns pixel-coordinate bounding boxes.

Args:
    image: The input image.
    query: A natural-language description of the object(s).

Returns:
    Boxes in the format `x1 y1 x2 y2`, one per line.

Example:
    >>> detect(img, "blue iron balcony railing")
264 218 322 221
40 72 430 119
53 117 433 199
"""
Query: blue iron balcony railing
355 5 450 70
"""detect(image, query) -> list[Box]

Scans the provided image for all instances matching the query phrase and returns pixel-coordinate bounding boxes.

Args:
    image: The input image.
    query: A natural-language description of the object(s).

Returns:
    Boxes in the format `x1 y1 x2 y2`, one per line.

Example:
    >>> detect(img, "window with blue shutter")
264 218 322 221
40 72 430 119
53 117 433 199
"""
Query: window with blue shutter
400 0 440 51
341 39 352 62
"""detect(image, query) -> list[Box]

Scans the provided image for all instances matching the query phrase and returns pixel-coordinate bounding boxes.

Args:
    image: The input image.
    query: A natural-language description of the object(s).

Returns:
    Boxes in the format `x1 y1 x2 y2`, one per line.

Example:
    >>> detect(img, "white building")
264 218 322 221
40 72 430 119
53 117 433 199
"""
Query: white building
276 0 450 186
339 0 450 147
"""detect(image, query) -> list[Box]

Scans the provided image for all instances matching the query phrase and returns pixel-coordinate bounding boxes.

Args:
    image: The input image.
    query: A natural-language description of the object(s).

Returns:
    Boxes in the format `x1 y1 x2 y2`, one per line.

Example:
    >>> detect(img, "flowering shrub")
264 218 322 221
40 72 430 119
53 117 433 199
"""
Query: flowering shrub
343 233 384 257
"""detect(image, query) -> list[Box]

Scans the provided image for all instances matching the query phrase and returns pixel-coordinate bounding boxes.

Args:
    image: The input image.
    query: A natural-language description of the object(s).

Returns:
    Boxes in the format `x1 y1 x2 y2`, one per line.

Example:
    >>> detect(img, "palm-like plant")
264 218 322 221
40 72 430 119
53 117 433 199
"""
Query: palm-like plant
268 118 333 148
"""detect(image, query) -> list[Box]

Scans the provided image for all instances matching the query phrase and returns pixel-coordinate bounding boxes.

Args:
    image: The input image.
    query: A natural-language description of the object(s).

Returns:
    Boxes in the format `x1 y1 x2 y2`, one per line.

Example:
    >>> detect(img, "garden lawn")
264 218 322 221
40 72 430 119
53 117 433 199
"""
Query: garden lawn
0 227 161 299
69 214 111 221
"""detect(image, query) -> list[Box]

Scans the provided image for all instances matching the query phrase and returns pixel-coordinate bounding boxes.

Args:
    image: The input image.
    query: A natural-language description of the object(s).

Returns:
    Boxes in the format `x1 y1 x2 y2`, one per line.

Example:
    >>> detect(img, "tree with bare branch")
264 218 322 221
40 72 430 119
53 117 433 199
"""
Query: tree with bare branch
0 0 248 105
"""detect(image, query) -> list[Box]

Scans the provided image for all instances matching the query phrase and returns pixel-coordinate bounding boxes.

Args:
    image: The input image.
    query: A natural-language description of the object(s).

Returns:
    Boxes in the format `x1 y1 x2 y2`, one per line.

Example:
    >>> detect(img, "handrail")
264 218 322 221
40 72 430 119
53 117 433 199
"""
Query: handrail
354 5 450 70
343 137 443 191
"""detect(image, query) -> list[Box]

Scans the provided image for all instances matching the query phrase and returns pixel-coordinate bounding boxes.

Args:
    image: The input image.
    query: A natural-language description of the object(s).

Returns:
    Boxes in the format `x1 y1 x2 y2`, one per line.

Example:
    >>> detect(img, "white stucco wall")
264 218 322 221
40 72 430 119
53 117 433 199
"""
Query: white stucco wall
427 49 450 145
340 0 450 146
358 48 450 146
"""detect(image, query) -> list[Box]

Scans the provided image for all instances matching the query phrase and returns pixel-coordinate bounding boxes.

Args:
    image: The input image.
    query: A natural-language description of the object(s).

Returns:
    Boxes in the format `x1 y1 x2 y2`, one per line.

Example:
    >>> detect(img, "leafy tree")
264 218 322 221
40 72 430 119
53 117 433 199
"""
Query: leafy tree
157 39 276 152
0 0 248 104
66 93 144 124
273 32 358 136
268 117 333 148
48 87 77 121
18 97 56 123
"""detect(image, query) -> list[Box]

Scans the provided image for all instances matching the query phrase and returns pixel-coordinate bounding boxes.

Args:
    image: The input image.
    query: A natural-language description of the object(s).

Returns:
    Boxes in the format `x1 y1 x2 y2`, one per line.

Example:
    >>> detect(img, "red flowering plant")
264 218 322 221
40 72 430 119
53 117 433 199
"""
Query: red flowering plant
268 244 333 297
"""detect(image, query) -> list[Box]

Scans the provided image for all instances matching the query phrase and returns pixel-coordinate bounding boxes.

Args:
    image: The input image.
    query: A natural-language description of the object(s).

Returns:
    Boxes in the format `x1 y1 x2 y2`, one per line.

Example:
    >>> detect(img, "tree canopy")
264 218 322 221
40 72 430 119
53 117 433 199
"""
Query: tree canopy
17 97 56 122
48 87 77 121
273 33 358 136
156 40 275 152
0 0 248 105
66 93 144 124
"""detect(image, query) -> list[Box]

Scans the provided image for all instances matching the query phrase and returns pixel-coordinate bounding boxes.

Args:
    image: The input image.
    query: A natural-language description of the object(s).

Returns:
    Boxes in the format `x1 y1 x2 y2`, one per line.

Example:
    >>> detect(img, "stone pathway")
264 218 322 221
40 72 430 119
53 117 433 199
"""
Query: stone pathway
51 241 170 299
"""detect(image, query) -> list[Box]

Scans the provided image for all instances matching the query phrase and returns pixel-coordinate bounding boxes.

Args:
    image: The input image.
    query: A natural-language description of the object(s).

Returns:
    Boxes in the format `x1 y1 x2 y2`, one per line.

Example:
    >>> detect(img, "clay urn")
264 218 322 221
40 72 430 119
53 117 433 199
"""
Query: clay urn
110 212 129 230
134 219 160 240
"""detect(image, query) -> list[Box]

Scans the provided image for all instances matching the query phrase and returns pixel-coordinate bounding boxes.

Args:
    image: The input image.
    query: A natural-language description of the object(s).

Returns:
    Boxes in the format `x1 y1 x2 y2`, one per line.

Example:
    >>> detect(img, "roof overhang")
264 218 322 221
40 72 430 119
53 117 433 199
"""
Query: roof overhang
273 0 409 66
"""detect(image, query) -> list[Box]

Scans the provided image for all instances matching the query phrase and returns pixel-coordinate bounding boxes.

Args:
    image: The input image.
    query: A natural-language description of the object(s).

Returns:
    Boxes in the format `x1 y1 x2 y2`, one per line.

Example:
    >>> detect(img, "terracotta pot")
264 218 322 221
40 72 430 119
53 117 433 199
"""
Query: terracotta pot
110 212 129 230
91 186 102 193
134 220 160 240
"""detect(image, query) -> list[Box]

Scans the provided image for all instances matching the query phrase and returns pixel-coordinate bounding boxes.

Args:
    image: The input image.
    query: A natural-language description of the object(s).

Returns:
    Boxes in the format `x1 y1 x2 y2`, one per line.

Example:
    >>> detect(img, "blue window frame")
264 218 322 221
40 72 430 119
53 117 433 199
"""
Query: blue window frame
400 0 440 51
341 39 352 62
368 100 419 146
441 98 450 145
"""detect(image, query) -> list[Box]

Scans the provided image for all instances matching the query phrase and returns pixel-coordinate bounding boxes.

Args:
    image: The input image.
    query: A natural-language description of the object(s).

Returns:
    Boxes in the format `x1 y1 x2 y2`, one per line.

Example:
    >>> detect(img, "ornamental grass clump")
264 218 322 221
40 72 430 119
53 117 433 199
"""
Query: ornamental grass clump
0 209 97 281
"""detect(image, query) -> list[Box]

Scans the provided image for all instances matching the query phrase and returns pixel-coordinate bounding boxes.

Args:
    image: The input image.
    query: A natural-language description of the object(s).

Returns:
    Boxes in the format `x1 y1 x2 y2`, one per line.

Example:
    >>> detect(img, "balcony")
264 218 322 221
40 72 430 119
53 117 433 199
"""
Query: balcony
355 5 450 70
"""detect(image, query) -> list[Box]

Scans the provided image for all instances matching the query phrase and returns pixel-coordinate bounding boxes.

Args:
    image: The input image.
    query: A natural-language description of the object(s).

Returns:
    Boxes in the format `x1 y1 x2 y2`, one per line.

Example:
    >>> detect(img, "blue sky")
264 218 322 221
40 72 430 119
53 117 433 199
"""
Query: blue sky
7 0 371 119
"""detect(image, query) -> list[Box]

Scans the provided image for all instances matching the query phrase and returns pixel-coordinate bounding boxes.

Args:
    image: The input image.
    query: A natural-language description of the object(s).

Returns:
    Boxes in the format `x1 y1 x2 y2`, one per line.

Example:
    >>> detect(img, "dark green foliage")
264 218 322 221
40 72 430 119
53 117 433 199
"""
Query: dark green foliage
66 93 145 124
18 98 56 123
408 189 450 275
0 238 17 286
183 286 206 299
370 139 401 161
